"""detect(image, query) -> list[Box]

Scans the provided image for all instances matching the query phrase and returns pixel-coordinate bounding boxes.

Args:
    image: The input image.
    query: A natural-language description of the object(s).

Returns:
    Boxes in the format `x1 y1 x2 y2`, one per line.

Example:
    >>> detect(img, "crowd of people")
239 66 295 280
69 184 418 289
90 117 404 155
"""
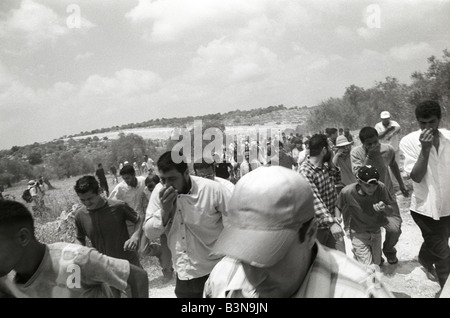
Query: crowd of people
0 100 449 298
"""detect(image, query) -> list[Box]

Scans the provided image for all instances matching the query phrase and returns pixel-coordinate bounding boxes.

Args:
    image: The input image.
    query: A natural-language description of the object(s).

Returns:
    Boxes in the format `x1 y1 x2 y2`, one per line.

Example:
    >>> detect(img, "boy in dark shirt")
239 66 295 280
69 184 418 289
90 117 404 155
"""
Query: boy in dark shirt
337 165 395 267
74 175 142 268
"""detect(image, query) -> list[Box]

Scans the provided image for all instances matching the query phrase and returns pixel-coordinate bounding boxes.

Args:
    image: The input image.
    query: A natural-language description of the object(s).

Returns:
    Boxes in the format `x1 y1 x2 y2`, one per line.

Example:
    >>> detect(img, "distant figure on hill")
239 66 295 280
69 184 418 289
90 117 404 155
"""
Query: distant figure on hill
110 165 119 184
344 128 354 143
95 163 109 197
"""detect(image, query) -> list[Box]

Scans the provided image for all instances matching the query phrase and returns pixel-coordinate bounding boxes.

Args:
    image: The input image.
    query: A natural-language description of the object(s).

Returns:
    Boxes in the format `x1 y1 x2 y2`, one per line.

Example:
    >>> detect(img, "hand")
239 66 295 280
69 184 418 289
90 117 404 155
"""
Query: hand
124 236 139 251
159 185 177 219
419 128 434 150
365 144 381 159
400 187 410 198
373 201 386 212
336 148 345 157
330 222 344 241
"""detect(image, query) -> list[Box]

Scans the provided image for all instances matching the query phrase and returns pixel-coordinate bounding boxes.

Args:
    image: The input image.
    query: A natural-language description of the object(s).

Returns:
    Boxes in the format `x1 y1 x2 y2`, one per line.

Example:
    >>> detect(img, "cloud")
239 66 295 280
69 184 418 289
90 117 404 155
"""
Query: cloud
0 0 95 46
189 39 279 85
79 68 162 98
389 42 435 61
335 26 355 41
75 52 94 61
126 0 312 43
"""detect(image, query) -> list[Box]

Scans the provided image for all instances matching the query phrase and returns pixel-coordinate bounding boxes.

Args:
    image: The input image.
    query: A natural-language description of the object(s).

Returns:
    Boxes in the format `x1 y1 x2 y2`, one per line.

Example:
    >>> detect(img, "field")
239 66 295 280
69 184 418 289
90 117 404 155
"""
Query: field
69 123 306 143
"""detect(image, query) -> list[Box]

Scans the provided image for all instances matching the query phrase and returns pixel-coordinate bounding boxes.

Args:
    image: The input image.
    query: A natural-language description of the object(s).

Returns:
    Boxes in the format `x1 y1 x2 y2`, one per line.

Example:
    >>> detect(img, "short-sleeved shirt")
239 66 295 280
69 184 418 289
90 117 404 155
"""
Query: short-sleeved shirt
109 177 147 216
337 182 394 232
375 120 401 151
109 176 147 235
0 243 129 298
350 144 397 195
74 199 140 266
203 243 393 298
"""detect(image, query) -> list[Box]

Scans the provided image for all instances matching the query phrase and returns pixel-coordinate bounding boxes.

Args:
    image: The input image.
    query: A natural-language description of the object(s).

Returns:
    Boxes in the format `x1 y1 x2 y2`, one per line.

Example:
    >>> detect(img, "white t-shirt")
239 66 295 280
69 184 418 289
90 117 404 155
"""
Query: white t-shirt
375 120 401 151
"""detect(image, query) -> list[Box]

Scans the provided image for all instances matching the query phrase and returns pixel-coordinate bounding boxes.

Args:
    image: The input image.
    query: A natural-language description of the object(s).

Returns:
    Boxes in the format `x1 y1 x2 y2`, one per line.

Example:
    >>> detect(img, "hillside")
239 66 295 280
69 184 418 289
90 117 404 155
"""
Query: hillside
69 105 313 139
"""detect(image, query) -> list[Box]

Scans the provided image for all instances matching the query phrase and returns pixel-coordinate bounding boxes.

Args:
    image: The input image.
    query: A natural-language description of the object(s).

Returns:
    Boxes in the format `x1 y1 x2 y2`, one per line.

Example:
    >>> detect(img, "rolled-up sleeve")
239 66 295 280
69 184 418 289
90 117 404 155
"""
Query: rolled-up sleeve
399 133 419 176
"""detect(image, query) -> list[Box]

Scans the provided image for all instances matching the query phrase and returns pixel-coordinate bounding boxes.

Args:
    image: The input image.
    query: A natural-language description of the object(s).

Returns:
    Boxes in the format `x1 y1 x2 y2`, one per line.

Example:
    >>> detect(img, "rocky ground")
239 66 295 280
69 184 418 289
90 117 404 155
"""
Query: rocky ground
376 193 441 298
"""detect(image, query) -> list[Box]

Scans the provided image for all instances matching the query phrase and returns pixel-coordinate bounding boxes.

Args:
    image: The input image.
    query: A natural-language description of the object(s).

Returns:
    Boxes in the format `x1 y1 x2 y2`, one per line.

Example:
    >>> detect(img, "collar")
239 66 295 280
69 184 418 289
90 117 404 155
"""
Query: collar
179 175 196 195
414 128 450 146
305 159 324 172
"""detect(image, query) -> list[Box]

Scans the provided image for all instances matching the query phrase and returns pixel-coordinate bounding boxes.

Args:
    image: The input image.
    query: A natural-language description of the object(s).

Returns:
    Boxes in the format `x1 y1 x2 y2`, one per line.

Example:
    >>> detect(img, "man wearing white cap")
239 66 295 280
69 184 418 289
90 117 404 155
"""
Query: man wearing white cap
375 111 403 194
204 166 393 298
375 111 401 158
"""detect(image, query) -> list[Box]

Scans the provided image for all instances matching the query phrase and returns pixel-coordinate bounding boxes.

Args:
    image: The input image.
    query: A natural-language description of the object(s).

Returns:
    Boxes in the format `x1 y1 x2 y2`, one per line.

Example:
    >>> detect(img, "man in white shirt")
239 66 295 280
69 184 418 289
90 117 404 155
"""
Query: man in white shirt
109 165 147 238
193 159 235 196
375 111 402 153
375 111 402 190
144 151 231 298
399 100 450 289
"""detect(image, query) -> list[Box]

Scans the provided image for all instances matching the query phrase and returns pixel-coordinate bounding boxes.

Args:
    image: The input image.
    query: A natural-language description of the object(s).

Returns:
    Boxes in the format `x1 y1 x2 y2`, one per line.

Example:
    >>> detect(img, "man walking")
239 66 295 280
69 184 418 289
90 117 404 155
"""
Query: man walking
144 151 231 298
375 111 402 191
95 163 109 197
400 100 450 289
299 134 345 253
351 126 409 265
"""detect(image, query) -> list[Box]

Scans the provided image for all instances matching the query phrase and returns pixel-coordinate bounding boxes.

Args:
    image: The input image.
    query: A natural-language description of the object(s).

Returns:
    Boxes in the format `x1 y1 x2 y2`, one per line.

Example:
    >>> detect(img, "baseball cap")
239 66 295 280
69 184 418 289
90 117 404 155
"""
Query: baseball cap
212 166 315 268
380 111 390 119
357 165 380 184
335 135 352 147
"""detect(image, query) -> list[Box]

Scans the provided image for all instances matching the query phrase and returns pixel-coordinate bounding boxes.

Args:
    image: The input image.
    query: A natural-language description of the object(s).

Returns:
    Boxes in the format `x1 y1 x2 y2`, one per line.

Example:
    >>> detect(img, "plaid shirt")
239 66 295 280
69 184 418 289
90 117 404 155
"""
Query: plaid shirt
203 243 393 298
299 159 341 229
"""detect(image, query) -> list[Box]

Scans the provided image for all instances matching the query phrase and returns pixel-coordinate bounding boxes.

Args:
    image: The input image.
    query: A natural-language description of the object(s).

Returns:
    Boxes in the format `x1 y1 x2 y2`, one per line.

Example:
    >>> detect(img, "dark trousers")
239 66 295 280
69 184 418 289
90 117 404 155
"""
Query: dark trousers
382 202 402 260
175 274 209 298
411 211 450 287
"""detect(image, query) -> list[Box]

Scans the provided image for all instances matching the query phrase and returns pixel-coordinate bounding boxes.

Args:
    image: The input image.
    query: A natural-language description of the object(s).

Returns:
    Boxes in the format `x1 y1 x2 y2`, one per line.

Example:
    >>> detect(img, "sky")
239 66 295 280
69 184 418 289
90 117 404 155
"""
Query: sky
0 0 449 150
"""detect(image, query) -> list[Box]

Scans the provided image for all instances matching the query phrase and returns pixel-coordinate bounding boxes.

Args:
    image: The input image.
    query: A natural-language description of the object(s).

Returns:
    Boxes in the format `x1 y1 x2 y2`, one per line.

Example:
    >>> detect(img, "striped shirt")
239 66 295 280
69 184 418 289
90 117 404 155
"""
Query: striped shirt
299 160 341 229
204 242 393 298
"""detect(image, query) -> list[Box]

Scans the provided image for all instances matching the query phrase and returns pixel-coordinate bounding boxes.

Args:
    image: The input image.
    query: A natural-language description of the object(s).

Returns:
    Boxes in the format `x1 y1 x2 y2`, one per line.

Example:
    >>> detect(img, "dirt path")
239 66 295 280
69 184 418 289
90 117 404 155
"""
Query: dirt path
377 194 441 298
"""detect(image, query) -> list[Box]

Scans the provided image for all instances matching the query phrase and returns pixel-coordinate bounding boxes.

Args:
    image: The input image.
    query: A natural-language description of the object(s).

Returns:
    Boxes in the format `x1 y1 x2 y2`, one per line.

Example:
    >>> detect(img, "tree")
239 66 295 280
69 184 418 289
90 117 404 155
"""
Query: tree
28 152 43 165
